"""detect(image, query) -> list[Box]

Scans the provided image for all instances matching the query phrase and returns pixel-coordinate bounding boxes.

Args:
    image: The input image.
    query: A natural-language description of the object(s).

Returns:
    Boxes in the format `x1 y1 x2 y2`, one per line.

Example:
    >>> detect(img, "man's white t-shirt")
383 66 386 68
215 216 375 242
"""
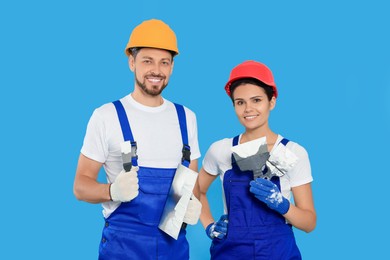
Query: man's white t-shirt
202 134 312 214
81 94 201 218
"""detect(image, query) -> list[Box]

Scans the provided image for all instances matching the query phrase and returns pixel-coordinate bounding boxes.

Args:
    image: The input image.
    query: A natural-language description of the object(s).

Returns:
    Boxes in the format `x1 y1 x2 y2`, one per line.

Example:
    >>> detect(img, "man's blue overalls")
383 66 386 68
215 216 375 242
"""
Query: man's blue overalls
210 136 302 260
98 100 191 260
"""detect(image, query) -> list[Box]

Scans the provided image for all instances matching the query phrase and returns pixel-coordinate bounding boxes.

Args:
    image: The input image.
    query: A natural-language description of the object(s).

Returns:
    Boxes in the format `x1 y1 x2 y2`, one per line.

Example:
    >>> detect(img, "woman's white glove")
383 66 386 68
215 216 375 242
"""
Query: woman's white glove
183 194 202 225
110 167 139 202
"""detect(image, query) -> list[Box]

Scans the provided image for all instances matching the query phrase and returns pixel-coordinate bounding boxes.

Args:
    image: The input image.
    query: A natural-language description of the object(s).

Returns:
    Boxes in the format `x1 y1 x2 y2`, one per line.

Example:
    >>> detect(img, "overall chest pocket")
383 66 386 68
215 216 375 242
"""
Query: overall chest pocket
122 167 175 225
226 176 280 227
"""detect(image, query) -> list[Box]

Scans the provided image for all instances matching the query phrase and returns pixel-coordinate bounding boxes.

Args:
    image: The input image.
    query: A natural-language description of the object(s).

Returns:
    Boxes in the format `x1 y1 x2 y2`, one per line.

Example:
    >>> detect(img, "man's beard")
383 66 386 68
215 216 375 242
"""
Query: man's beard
136 76 168 96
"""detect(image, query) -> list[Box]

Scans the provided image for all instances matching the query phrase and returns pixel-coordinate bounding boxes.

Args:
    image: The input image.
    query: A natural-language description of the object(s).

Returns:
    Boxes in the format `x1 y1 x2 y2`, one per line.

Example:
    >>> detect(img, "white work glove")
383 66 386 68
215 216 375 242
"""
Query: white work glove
183 194 202 225
110 167 139 202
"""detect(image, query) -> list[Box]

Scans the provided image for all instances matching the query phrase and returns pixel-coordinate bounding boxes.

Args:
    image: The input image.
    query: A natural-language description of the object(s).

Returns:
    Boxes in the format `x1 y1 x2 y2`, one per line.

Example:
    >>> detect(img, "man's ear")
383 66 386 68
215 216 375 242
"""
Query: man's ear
129 55 135 72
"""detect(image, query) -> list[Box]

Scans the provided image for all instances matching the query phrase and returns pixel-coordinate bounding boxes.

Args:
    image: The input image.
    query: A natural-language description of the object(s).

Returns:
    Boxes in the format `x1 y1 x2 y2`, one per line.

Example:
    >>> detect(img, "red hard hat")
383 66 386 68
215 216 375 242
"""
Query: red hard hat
224 60 278 98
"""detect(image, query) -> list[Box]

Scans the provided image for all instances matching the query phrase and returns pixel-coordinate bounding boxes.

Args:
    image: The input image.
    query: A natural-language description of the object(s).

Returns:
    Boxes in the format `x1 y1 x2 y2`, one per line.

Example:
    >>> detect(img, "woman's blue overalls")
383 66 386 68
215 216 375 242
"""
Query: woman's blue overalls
98 100 191 260
210 136 302 260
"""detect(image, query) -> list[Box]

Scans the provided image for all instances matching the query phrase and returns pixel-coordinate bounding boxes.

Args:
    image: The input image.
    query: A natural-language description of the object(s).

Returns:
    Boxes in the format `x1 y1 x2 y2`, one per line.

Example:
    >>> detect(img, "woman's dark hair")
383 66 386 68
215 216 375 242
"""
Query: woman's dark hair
129 47 175 60
229 78 274 101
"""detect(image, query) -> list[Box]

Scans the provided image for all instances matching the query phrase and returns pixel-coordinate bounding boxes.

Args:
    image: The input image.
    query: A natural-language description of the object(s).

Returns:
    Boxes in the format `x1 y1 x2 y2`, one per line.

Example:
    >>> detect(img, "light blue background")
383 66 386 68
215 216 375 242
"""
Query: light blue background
1 0 389 259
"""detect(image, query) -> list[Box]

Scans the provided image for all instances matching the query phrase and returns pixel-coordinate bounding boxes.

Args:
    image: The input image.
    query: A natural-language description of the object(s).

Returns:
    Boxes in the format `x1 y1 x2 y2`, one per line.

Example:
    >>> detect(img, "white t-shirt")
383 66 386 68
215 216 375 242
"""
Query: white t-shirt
81 94 201 218
202 134 312 214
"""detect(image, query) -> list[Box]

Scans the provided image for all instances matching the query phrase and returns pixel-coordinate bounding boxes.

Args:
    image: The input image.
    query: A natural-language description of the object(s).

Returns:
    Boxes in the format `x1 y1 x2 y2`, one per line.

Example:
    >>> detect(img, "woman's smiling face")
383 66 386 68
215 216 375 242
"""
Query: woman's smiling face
232 83 276 131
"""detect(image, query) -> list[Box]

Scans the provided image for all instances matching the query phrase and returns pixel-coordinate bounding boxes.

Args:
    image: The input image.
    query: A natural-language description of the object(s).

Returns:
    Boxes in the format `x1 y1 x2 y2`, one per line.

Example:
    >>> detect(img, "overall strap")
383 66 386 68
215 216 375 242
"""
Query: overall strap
231 136 287 164
233 136 289 147
280 138 290 146
113 100 135 142
174 103 191 168
230 135 240 165
112 100 138 169
232 135 240 146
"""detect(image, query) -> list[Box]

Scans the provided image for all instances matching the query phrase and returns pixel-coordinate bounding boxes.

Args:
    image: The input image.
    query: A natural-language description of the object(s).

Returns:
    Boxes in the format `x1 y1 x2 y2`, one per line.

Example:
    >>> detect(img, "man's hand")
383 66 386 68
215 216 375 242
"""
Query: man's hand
110 167 139 202
249 178 290 215
183 194 202 225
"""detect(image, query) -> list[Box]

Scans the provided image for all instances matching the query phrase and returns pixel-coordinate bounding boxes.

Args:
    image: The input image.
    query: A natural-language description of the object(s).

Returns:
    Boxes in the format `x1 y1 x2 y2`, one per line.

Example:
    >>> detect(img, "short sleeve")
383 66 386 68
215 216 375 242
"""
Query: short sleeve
202 138 232 176
80 109 108 163
287 143 313 187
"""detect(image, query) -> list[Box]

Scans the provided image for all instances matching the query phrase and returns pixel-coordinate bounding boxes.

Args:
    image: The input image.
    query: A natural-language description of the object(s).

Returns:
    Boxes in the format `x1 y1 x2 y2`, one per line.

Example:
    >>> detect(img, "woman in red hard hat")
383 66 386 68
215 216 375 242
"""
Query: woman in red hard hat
198 60 316 259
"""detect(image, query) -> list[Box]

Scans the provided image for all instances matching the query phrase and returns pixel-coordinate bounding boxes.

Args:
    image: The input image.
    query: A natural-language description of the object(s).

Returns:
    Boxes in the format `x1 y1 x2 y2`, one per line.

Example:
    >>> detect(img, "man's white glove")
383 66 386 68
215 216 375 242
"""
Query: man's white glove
110 167 139 202
183 194 202 225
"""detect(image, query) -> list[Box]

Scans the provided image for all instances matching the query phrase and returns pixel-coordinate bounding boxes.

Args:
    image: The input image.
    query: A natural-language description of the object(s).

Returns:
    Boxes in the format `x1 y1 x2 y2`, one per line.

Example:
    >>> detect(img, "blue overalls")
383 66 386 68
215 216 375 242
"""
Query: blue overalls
210 136 302 260
98 100 192 260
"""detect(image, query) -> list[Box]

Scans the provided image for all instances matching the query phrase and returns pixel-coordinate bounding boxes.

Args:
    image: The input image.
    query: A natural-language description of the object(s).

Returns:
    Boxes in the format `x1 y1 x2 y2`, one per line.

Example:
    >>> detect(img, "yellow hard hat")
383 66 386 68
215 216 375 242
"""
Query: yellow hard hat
124 19 179 57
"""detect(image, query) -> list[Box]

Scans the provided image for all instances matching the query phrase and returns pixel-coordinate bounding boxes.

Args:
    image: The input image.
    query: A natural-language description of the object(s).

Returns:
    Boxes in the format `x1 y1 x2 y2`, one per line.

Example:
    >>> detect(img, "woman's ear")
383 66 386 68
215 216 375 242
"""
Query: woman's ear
169 60 174 76
270 96 276 111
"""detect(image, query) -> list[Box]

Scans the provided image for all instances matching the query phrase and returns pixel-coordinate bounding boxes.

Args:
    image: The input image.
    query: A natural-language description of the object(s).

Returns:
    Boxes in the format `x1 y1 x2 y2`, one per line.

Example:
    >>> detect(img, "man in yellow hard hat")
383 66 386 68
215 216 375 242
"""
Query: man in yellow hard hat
73 19 202 259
